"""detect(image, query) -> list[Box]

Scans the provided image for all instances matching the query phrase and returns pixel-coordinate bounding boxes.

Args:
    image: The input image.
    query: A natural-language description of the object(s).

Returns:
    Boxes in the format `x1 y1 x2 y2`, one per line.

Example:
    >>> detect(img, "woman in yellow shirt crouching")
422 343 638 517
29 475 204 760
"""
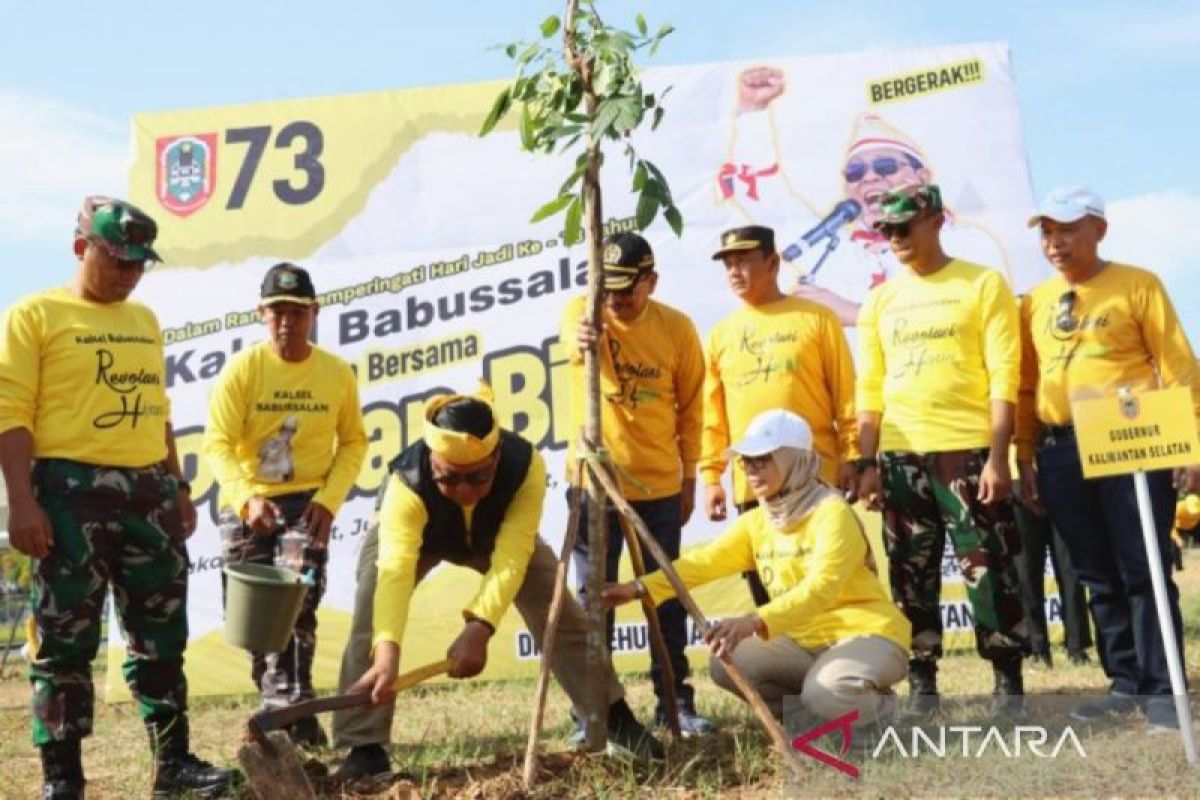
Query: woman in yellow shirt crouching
606 409 911 732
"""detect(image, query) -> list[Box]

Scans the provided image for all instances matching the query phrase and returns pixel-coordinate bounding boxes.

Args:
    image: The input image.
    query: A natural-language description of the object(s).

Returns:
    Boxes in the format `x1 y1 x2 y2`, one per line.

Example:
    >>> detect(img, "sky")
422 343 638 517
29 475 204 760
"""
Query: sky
1 0 1197 338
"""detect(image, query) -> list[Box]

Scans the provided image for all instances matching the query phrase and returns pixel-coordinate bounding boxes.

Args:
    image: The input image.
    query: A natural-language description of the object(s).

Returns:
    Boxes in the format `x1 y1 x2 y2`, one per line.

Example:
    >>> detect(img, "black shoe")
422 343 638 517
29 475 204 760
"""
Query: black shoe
333 744 392 782
655 707 716 738
607 700 665 761
1145 698 1182 734
42 781 85 800
1070 691 1137 722
286 715 329 748
1068 650 1091 666
153 753 237 799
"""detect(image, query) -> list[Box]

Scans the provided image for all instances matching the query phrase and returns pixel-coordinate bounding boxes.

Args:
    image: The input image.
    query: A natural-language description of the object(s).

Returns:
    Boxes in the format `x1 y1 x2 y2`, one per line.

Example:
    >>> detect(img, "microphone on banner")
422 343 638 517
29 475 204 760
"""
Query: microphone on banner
781 199 863 262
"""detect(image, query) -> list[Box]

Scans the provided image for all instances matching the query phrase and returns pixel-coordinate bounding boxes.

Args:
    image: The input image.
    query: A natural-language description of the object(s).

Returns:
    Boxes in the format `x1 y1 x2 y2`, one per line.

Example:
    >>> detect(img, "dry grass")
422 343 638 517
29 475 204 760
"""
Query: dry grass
4 555 1200 799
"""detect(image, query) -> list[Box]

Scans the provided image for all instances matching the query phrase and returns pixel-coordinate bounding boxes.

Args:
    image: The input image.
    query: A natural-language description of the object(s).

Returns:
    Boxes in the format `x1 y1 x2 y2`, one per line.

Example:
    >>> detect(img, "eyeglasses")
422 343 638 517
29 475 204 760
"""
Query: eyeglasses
843 155 920 184
1055 290 1079 334
432 455 499 487
738 454 773 472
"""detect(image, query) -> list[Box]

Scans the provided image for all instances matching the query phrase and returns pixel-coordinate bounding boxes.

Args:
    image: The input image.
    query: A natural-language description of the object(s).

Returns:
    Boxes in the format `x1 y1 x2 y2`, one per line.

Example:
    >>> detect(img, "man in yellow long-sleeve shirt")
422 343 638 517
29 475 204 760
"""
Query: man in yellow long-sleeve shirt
203 263 366 747
1016 186 1199 732
855 183 1028 718
561 232 711 737
701 225 859 605
333 392 661 779
0 197 234 799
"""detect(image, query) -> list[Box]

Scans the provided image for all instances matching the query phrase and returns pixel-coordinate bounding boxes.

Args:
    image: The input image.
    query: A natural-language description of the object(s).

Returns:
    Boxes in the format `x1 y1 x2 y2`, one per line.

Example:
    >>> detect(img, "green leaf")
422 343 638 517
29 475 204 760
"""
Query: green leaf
540 15 560 38
563 195 584 245
635 189 659 230
519 102 535 150
652 105 665 131
644 93 656 109
505 43 517 59
636 12 648 36
530 193 576 223
664 205 684 237
632 161 647 191
479 87 511 136
611 96 641 134
592 98 621 137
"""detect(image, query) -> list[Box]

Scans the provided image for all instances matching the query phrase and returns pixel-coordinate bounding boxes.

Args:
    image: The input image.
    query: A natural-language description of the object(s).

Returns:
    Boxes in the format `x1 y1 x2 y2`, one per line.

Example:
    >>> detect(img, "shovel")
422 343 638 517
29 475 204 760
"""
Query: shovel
237 657 453 799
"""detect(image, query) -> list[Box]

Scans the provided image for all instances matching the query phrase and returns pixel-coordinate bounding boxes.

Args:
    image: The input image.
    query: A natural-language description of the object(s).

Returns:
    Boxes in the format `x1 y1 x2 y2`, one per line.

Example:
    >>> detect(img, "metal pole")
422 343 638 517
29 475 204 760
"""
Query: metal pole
1132 469 1197 764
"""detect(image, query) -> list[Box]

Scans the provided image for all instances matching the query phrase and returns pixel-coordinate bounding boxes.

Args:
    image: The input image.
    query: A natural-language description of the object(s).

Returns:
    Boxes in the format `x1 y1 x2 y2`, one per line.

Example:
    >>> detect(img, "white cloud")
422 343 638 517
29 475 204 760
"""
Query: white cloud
0 90 128 242
1104 189 1200 344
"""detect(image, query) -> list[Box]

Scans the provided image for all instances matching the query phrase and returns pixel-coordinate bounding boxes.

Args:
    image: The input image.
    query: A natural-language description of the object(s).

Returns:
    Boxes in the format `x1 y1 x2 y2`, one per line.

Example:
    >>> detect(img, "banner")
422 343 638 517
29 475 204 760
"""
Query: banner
109 41 1048 698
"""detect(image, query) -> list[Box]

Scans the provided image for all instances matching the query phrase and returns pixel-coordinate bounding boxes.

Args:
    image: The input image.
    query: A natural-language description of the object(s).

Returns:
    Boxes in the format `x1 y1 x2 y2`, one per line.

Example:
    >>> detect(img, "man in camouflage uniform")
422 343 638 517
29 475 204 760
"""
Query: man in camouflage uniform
0 197 235 799
856 184 1029 718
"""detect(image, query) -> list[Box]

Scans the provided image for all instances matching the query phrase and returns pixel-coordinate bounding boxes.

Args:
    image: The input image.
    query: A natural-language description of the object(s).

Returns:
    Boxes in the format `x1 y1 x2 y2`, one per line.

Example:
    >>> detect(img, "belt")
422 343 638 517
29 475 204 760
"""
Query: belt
1039 424 1075 445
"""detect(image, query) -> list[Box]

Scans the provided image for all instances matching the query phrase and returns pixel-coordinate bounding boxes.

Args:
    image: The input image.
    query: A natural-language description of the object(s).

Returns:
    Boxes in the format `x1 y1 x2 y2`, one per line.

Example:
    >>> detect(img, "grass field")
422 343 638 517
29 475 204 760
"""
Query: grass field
4 555 1200 799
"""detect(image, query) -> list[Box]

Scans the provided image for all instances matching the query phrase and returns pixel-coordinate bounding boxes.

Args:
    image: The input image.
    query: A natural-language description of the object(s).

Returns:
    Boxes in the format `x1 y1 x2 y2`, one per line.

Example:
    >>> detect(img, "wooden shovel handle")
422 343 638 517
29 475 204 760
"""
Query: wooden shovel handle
394 657 454 692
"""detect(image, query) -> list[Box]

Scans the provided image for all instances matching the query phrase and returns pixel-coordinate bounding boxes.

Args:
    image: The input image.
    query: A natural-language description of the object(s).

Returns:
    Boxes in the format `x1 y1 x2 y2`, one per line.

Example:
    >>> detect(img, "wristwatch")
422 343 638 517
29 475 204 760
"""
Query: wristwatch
854 457 878 472
633 578 648 599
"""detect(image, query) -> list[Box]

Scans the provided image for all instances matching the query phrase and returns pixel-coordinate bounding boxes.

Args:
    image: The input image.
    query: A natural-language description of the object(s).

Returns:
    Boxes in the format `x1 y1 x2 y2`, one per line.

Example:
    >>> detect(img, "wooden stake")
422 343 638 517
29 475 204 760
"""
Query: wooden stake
587 460 806 779
522 458 585 790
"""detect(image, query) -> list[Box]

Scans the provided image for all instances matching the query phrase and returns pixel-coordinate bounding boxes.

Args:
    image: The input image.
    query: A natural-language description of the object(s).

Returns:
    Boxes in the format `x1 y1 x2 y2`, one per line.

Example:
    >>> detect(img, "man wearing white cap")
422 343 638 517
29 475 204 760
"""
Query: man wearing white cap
1016 186 1200 732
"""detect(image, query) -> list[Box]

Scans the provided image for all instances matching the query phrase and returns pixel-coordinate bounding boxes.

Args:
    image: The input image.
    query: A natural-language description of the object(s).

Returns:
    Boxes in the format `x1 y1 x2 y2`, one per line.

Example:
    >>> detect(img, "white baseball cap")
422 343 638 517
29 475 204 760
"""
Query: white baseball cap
1028 186 1106 227
726 409 813 458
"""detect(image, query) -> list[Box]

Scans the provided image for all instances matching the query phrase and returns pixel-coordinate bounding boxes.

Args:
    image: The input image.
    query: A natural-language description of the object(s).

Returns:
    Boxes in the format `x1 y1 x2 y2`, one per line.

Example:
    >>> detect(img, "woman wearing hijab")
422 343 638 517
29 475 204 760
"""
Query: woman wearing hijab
605 409 910 731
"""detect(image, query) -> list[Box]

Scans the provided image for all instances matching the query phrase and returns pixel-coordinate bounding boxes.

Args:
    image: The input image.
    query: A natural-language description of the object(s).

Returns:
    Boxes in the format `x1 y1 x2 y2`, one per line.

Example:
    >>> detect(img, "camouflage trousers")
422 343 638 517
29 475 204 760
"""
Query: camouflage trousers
29 458 189 746
219 491 328 709
879 449 1028 663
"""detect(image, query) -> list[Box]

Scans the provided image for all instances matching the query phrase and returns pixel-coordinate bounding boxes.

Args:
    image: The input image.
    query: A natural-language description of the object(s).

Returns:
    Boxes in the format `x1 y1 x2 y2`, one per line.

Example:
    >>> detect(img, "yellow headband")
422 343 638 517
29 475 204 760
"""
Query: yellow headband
424 390 500 465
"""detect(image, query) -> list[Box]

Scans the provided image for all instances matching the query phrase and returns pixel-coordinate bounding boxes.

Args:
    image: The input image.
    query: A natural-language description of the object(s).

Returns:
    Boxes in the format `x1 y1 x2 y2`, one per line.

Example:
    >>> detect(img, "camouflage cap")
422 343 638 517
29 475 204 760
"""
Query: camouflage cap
872 183 943 228
76 196 161 262
711 225 776 260
601 232 655 290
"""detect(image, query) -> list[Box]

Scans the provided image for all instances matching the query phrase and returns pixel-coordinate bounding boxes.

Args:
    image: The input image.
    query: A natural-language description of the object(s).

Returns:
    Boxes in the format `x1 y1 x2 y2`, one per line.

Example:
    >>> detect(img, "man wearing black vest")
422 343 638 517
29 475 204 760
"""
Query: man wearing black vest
331 391 661 779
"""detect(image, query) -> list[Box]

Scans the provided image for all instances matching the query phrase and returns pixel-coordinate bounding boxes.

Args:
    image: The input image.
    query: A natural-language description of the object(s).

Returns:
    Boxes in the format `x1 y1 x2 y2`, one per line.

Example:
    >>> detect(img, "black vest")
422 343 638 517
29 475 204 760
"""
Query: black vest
389 431 533 564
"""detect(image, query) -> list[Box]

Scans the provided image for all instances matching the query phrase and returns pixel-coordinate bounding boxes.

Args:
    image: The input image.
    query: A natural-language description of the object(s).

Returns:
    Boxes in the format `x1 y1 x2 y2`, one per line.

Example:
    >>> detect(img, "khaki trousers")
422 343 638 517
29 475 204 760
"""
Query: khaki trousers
709 634 907 727
332 525 624 748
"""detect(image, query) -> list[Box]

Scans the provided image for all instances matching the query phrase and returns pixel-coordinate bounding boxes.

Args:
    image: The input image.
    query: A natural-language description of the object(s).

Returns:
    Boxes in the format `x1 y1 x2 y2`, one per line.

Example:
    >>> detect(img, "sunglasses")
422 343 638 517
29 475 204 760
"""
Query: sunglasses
843 155 917 184
432 455 499 487
1055 290 1079 334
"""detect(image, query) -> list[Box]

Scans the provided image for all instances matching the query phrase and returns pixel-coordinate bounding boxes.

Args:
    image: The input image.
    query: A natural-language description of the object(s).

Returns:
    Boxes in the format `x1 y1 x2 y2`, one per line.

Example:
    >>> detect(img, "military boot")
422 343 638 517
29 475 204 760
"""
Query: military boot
991 655 1028 719
903 658 941 718
146 716 238 799
40 738 85 800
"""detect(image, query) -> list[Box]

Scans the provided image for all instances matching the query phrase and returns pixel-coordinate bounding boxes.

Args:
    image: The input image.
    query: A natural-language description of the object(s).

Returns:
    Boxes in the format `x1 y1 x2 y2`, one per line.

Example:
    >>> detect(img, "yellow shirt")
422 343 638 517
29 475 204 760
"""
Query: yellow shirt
701 297 858 503
641 498 910 650
372 449 547 649
0 288 169 467
1016 263 1200 460
857 259 1019 453
560 295 704 500
203 342 367 514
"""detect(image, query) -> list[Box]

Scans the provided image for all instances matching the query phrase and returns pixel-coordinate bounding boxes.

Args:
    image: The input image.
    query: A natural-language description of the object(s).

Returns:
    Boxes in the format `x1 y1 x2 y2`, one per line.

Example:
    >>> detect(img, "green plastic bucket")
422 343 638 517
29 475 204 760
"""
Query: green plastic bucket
223 563 309 652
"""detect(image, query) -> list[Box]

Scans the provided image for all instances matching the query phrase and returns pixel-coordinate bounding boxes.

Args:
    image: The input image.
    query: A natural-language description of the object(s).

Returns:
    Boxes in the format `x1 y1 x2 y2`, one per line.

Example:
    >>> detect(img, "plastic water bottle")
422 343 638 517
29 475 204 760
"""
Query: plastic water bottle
277 527 307 574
